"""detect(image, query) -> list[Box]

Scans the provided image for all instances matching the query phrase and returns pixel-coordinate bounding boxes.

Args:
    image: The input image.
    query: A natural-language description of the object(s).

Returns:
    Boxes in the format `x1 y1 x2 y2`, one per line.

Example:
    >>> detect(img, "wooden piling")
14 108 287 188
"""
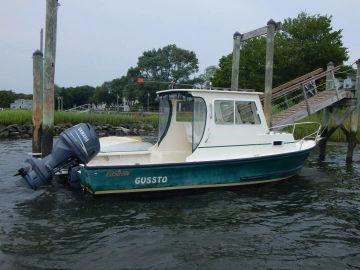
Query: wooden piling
231 32 242 90
32 50 43 154
345 59 360 163
264 19 276 126
42 0 58 157
40 28 44 53
319 62 335 161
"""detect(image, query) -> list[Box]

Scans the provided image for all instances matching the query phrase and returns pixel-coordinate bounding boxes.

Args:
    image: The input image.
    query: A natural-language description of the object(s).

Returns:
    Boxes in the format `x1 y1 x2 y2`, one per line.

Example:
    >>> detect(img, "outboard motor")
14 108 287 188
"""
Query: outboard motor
18 123 100 190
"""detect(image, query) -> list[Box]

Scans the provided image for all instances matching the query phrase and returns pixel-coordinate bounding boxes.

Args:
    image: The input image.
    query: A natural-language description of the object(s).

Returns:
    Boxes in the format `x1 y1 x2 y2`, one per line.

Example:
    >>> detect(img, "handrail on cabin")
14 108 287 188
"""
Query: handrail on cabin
269 121 322 148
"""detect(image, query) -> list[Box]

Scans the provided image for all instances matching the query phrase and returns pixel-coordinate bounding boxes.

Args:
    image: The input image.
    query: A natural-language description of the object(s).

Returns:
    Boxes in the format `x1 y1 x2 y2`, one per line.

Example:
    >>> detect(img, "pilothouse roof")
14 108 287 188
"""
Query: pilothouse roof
157 89 264 96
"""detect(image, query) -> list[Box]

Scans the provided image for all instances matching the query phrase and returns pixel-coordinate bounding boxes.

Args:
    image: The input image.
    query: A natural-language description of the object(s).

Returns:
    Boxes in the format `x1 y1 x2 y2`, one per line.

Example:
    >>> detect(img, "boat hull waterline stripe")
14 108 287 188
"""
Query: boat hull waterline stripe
92 176 294 195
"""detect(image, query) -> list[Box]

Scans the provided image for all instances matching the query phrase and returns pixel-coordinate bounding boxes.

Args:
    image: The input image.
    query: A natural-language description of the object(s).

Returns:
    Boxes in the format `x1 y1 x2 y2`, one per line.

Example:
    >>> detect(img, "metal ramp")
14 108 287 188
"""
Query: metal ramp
268 65 355 126
272 89 347 126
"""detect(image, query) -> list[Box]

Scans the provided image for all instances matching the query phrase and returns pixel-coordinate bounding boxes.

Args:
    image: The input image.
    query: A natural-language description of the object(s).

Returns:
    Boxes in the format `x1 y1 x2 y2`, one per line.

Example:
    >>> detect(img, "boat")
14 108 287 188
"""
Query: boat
77 89 321 195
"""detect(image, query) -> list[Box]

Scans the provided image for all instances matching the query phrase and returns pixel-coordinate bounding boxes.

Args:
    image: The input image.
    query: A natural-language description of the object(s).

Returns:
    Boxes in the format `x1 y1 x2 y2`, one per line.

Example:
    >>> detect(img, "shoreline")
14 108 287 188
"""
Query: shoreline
0 123 157 140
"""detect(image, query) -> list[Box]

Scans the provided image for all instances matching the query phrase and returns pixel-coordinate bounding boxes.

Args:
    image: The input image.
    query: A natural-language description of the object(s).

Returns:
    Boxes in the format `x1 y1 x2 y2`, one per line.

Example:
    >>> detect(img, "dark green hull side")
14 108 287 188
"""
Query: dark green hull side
79 148 313 195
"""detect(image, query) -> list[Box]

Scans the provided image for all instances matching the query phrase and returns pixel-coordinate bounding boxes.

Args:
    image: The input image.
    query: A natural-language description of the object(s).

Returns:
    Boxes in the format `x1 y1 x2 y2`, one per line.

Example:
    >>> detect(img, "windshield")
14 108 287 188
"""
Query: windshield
192 97 206 151
158 97 172 145
157 92 207 151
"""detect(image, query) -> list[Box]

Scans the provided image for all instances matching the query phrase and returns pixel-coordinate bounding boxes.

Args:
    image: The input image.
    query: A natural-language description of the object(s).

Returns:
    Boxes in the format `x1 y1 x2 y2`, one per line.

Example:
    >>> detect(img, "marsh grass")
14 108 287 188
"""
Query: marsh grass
0 110 158 127
0 110 31 125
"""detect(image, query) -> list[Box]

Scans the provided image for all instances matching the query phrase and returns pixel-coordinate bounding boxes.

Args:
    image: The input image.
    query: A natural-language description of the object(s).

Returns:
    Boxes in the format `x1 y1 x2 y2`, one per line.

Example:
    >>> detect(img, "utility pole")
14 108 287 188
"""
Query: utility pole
147 92 150 112
263 19 276 126
117 94 119 112
32 50 43 154
42 0 58 157
231 32 242 90
57 96 63 111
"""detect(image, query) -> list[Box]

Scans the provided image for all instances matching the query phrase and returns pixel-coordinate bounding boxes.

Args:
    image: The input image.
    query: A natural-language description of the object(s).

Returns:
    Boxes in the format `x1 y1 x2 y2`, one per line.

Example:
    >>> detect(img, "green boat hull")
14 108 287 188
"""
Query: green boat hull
79 148 313 195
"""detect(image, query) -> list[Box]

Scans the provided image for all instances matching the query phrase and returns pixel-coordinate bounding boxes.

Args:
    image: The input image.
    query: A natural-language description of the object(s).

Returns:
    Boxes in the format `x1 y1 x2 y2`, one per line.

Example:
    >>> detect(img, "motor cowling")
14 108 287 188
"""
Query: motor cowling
18 123 100 190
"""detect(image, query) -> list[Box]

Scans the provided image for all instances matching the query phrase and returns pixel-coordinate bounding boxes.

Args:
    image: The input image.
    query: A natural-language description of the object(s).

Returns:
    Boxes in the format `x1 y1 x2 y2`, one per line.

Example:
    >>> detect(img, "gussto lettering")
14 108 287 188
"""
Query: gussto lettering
134 176 168 185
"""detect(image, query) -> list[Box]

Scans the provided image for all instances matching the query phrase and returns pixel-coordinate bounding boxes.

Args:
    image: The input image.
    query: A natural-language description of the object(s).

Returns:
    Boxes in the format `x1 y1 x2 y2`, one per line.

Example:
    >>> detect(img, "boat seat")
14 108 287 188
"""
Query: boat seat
184 122 192 142
150 150 190 163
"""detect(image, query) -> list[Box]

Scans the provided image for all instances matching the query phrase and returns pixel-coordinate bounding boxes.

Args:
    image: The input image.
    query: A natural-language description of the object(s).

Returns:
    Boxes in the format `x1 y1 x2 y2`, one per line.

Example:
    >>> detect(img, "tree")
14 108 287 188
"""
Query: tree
212 12 349 91
56 85 95 109
198 65 219 87
120 45 200 108
0 90 17 108
0 90 32 108
137 44 199 83
91 86 113 105
273 12 348 85
212 37 267 90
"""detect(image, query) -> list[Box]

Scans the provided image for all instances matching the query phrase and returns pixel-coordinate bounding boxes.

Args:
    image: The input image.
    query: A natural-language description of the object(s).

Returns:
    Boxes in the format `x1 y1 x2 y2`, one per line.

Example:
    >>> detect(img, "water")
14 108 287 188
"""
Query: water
1 140 360 269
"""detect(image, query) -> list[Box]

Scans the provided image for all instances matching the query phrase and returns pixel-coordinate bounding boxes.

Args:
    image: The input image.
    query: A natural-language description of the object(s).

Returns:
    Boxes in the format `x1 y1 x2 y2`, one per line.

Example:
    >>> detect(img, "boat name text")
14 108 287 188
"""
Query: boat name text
106 170 130 177
135 176 168 185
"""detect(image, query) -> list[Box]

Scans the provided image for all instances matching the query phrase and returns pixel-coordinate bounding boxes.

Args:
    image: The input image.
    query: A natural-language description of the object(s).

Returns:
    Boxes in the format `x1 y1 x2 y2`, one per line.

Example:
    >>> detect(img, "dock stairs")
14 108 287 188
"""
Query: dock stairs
268 66 355 126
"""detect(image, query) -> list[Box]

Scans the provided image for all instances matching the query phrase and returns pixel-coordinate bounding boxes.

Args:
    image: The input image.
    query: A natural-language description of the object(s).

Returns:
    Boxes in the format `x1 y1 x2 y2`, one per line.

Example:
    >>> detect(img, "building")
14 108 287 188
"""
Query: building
10 99 32 109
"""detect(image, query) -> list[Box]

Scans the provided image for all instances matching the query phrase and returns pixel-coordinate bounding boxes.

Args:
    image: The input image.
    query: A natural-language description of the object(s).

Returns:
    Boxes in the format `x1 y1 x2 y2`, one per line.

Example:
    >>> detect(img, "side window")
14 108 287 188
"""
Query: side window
214 100 234 125
235 101 261 125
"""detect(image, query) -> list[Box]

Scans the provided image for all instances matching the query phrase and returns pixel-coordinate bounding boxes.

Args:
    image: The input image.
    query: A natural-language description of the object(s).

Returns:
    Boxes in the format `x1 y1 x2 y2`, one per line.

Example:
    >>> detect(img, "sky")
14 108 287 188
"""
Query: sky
1 0 359 94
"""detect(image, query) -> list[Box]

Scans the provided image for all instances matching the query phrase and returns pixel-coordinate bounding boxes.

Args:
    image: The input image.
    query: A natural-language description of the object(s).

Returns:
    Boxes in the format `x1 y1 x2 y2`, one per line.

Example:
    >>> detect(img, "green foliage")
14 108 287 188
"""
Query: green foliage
198 65 219 87
212 56 233 88
95 44 200 108
212 12 349 90
56 85 95 109
273 12 348 85
213 37 267 90
137 44 199 82
54 111 158 126
0 90 32 108
91 85 113 105
132 44 199 105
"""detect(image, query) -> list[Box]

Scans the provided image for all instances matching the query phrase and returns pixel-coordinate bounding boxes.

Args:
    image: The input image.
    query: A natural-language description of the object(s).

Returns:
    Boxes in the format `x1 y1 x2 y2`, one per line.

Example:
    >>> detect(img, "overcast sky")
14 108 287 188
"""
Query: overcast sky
1 0 359 93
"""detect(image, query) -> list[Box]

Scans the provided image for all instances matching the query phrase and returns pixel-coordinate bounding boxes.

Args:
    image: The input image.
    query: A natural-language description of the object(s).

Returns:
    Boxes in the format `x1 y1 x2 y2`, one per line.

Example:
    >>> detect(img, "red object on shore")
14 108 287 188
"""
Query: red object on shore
136 77 145 84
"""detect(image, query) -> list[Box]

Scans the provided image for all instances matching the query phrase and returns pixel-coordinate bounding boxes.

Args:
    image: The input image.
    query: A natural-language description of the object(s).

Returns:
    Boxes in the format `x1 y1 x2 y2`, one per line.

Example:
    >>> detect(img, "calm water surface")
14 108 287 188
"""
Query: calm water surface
0 139 360 269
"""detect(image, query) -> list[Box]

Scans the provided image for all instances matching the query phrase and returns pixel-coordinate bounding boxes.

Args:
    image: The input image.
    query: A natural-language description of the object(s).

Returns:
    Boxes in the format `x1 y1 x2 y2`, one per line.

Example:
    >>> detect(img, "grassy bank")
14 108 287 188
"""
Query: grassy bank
0 109 359 143
0 110 158 127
